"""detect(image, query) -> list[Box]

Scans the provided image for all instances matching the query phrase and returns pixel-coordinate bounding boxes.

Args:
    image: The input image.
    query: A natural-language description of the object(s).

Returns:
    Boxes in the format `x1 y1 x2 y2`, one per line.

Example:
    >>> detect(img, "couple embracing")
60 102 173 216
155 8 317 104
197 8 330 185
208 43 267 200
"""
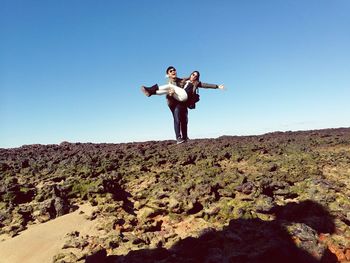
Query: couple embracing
141 66 225 144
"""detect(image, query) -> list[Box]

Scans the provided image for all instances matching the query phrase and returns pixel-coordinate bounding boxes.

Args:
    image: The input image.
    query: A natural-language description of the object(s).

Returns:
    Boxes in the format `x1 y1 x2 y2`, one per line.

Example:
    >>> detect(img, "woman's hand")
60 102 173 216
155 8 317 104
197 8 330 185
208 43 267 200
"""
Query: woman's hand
168 88 175 96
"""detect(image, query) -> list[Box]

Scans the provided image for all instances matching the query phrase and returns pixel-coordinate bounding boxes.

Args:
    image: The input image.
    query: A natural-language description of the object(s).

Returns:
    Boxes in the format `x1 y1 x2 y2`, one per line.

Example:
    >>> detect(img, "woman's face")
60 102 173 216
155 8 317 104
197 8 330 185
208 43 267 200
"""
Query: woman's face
190 71 199 82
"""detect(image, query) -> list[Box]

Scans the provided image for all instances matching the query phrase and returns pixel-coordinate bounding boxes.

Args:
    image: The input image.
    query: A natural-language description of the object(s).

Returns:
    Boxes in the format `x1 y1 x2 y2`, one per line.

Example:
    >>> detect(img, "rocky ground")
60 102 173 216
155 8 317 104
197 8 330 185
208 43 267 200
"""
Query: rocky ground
1 128 350 262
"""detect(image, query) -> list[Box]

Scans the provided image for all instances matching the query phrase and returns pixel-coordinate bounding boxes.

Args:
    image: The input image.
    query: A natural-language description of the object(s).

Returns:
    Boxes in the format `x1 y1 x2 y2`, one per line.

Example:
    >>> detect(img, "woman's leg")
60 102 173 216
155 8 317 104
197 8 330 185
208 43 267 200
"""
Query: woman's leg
157 84 188 101
155 85 169 95
142 83 188 101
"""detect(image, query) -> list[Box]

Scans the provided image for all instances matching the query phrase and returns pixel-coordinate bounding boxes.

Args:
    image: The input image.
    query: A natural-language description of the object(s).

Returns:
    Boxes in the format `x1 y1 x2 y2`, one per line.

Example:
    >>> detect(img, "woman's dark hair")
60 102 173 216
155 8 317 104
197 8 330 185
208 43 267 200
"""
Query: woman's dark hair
190 71 200 81
183 70 201 88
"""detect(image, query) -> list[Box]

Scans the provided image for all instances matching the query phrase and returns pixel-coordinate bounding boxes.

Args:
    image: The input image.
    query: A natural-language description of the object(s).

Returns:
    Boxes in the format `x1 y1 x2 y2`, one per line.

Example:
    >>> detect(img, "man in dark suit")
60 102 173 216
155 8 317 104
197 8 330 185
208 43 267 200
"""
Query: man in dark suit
164 66 188 144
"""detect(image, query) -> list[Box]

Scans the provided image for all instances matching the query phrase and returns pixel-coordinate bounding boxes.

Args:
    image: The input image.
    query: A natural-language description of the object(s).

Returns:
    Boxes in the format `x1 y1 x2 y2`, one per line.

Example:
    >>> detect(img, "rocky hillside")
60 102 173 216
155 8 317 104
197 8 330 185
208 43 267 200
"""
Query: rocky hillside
1 128 350 262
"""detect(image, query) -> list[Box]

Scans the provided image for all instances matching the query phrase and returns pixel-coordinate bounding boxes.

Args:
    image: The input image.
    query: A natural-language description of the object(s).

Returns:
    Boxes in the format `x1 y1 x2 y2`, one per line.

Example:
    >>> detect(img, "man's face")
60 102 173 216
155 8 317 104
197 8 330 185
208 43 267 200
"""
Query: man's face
167 68 177 79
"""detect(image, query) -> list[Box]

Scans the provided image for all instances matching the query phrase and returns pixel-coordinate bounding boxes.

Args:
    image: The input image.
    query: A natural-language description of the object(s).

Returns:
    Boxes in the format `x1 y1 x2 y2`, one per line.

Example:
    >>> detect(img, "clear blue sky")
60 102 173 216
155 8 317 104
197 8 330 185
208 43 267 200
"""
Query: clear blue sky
1 0 349 148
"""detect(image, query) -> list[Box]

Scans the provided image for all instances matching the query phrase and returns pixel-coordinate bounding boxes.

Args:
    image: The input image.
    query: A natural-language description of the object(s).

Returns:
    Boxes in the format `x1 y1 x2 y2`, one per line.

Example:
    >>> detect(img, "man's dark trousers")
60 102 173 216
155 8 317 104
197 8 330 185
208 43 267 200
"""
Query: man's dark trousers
170 103 188 140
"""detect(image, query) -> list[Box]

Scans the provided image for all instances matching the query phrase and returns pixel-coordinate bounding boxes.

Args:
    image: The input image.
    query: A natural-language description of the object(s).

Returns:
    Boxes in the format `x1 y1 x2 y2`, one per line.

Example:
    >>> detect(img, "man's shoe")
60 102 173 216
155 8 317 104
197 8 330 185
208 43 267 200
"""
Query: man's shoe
176 138 185 144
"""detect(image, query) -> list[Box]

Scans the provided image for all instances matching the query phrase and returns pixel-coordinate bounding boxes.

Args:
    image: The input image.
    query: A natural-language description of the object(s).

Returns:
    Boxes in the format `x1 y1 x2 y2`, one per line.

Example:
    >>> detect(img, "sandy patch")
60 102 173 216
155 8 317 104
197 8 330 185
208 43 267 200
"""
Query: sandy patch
0 203 98 263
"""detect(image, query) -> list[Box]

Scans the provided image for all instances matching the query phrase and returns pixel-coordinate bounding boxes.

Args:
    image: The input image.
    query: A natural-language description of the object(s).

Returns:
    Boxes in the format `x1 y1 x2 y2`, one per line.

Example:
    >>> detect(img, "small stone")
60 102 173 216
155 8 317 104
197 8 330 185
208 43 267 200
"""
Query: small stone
137 207 155 220
134 201 142 210
168 198 179 209
205 206 220 216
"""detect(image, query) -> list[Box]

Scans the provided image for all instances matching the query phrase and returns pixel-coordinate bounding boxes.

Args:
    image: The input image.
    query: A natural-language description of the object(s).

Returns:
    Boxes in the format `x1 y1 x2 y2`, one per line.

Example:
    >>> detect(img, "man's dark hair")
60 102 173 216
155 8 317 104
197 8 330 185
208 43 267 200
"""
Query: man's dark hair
166 66 176 74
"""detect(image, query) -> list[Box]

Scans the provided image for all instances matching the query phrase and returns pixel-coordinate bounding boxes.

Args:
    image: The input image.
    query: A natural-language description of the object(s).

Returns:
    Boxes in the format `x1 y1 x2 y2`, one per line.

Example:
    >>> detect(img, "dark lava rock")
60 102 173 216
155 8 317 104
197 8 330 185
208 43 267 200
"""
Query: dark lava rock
1 128 350 262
